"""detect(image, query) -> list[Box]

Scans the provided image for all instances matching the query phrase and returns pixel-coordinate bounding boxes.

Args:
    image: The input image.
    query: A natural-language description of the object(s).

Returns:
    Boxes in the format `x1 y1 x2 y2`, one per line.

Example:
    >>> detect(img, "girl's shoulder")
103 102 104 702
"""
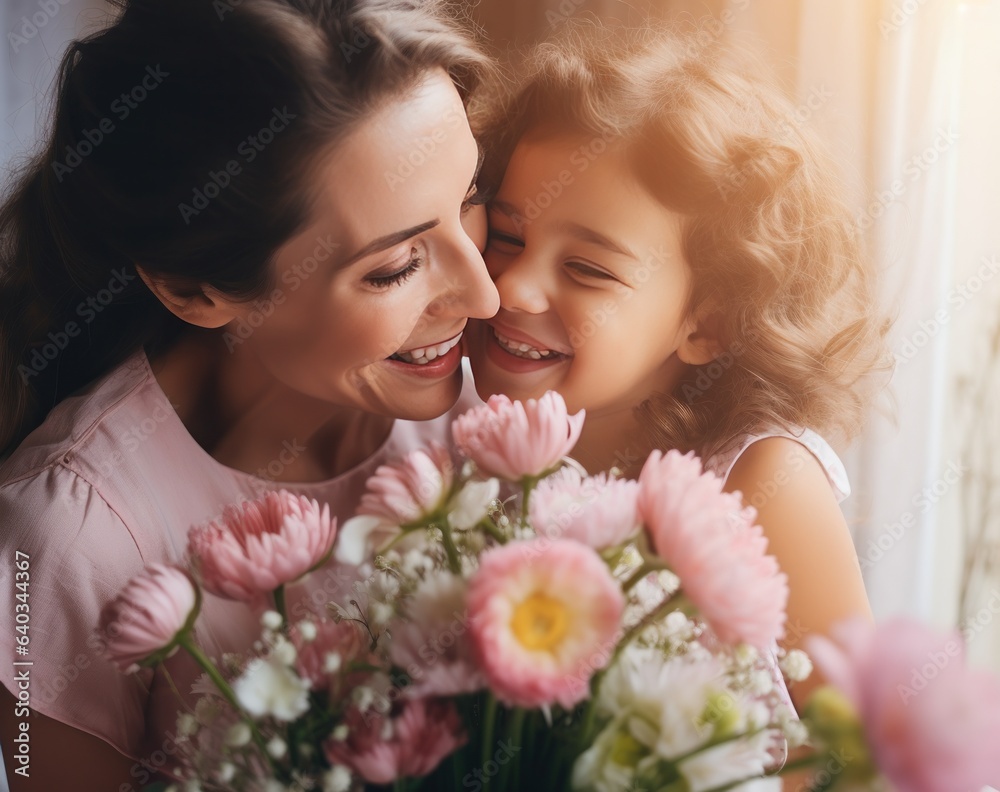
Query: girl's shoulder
703 426 851 504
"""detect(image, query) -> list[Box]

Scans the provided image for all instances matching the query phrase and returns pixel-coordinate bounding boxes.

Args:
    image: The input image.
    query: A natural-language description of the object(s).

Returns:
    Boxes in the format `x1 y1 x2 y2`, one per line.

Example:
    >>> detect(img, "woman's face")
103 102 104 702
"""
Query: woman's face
466 134 705 416
229 69 498 421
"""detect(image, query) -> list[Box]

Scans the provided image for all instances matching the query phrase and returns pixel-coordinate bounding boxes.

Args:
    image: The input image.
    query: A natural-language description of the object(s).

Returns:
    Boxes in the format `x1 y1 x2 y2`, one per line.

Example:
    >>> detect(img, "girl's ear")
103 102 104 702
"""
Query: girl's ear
677 305 726 366
135 265 241 329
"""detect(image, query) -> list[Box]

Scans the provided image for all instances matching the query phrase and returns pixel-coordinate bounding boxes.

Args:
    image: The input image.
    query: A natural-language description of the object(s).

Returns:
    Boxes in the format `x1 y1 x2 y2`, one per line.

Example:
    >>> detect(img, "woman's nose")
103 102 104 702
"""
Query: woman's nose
430 223 499 320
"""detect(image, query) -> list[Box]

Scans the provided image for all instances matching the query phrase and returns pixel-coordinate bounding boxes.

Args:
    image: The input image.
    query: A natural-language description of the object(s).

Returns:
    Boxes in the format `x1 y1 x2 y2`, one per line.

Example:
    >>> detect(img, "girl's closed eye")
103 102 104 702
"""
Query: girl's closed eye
486 230 524 252
565 261 620 283
364 247 423 289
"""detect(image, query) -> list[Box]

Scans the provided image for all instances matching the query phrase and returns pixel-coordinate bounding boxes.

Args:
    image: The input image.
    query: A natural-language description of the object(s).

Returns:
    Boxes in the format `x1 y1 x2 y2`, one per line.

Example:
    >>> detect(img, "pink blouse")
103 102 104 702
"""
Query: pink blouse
0 347 481 766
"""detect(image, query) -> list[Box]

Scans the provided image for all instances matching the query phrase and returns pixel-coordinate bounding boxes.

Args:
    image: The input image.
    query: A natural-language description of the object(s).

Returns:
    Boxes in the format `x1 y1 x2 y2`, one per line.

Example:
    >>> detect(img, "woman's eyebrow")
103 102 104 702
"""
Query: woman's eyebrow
340 219 441 267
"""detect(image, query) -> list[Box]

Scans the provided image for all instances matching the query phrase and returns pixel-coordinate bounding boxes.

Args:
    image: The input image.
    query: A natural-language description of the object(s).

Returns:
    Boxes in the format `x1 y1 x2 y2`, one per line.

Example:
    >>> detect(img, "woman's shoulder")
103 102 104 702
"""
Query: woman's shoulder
704 426 851 504
0 345 232 560
0 347 154 488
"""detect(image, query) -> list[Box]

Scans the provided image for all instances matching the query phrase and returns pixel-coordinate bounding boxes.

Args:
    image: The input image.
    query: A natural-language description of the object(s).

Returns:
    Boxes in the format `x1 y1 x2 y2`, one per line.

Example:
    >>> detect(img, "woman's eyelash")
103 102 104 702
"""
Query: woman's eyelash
366 249 423 288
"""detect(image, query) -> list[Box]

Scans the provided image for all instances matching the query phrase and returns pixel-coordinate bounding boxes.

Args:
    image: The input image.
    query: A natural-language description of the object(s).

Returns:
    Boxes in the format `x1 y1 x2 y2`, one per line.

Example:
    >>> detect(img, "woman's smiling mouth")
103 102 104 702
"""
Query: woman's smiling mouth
391 330 464 365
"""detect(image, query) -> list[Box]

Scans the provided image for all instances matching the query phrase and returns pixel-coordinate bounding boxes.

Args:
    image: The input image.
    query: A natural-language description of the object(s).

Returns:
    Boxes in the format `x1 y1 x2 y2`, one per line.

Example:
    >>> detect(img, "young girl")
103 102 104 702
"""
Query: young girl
466 23 891 712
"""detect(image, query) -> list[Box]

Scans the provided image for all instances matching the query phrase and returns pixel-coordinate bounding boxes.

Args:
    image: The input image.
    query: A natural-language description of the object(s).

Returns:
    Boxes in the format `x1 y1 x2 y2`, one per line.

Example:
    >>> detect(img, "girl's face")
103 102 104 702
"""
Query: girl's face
228 69 499 422
466 134 713 416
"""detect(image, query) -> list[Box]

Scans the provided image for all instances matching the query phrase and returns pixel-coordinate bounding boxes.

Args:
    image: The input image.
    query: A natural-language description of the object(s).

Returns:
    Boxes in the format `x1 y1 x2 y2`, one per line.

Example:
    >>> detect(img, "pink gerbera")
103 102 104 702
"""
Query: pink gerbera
467 538 624 709
637 450 788 649
452 391 585 480
529 467 640 549
98 563 199 673
807 617 1000 792
187 490 336 605
359 442 455 525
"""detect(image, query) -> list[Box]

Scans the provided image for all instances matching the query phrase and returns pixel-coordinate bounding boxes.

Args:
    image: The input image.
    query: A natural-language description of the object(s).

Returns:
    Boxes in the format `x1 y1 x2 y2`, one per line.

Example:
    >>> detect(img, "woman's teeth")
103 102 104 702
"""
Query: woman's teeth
392 332 463 365
493 328 561 360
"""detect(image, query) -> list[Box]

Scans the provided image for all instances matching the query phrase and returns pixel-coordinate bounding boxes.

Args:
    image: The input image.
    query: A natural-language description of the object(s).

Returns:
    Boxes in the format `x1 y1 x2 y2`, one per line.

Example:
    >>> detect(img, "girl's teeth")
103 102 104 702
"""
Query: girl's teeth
493 329 560 360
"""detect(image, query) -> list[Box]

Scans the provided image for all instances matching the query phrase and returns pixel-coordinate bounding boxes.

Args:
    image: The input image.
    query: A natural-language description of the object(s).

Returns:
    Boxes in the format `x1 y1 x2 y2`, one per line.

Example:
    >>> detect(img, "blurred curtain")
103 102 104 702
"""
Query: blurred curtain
1 0 109 179
725 0 1000 671
472 0 1000 669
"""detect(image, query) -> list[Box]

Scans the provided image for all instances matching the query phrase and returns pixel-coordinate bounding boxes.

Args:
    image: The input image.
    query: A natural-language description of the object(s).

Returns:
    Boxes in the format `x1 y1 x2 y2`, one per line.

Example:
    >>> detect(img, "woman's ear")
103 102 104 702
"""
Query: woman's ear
135 265 240 329
677 304 726 366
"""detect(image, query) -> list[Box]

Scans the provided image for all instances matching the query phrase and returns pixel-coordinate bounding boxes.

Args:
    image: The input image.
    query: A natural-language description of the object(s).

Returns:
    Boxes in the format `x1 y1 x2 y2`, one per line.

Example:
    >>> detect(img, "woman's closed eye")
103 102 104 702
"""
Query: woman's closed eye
364 247 423 289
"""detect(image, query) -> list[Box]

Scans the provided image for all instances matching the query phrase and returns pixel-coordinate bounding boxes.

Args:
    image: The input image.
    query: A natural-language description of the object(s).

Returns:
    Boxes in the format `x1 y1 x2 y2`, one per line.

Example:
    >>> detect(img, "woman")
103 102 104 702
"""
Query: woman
0 0 498 787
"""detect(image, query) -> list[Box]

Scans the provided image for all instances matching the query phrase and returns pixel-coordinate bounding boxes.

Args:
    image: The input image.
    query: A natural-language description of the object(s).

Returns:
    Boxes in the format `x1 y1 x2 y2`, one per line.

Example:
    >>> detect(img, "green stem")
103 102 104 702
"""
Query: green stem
437 519 462 574
178 637 283 779
273 584 286 623
621 559 667 593
179 637 240 711
520 477 537 527
481 693 498 789
477 517 508 545
495 707 525 791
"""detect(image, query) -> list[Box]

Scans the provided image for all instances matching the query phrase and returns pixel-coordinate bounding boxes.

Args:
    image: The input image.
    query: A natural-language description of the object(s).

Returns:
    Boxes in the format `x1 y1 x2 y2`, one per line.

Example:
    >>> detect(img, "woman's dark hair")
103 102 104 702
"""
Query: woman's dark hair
0 0 490 458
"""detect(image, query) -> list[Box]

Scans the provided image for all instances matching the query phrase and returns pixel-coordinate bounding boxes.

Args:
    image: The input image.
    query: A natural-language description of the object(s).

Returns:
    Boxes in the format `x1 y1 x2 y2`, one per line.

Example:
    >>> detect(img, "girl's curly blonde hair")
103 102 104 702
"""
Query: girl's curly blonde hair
476 21 893 461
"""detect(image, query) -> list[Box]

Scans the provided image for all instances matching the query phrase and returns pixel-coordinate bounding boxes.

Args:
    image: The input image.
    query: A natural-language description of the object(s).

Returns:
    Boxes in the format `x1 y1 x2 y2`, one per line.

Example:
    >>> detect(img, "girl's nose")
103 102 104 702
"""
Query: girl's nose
492 253 550 315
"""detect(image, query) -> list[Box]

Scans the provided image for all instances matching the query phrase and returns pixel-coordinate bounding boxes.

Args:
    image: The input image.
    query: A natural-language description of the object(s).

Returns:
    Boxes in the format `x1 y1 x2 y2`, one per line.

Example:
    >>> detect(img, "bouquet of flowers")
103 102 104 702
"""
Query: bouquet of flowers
98 392 1000 792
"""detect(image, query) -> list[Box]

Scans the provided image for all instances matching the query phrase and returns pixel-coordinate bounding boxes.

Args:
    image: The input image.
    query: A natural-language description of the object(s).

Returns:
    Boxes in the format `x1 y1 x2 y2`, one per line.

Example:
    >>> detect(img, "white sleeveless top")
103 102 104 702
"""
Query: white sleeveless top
705 426 851 504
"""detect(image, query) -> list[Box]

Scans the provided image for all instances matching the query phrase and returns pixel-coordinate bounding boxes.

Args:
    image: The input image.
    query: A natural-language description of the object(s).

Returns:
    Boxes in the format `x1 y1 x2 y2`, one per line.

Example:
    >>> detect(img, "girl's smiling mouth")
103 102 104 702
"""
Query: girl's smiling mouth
484 321 572 373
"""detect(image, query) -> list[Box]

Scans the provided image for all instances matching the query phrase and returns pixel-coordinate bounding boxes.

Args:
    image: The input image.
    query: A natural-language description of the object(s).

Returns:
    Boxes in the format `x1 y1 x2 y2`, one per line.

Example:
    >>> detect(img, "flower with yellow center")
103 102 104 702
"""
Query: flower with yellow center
468 538 625 709
511 593 570 651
